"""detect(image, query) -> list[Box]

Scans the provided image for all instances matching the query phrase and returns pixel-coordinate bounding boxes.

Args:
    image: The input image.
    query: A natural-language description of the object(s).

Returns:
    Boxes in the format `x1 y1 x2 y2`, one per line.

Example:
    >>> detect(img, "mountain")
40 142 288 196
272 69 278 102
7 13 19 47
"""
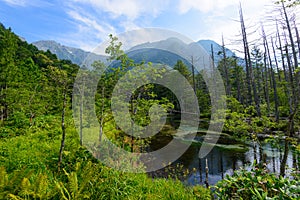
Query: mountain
32 38 243 69
32 40 106 65
125 37 199 70
130 38 239 66
198 40 235 60
198 40 245 66
127 48 191 68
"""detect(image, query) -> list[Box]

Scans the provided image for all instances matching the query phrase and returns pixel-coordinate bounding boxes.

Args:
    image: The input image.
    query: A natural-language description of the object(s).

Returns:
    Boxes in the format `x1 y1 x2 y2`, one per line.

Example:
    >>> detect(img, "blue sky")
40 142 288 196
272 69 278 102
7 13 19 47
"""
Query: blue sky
0 0 284 52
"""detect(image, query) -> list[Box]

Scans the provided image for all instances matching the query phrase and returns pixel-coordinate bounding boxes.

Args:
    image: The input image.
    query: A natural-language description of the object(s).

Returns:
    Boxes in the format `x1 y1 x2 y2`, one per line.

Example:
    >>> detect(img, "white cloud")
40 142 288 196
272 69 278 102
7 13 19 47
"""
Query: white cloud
177 0 273 14
72 0 169 20
36 0 287 55
3 0 26 6
62 8 117 51
2 0 52 7
67 10 115 35
62 0 170 51
181 0 278 56
177 0 237 14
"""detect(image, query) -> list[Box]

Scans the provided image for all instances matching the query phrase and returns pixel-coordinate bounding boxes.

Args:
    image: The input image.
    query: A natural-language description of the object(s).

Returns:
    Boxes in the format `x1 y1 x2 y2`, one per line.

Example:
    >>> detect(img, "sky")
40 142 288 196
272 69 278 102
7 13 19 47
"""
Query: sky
0 0 296 53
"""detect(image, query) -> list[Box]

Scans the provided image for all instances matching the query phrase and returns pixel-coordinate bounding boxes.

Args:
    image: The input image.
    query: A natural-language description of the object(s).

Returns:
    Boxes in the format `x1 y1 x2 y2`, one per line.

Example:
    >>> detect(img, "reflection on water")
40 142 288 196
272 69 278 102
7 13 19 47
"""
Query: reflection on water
149 132 297 186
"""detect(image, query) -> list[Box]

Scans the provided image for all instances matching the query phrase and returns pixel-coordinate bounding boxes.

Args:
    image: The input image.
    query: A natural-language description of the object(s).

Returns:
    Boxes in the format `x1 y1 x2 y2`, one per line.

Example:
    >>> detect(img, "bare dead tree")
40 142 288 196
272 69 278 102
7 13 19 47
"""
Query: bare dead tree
239 4 252 106
221 35 231 96
271 36 282 82
239 3 261 116
277 22 293 115
280 0 298 70
263 51 271 115
262 27 280 121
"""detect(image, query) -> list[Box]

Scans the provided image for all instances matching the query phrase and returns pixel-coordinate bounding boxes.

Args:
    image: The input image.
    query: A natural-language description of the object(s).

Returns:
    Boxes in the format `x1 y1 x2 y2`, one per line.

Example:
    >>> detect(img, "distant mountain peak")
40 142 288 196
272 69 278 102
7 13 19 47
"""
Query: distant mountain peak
33 38 243 68
32 40 106 65
197 39 245 66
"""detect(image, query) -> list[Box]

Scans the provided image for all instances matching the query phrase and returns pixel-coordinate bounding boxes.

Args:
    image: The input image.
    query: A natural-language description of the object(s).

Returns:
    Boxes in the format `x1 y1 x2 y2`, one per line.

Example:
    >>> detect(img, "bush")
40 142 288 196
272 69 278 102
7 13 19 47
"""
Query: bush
214 163 300 200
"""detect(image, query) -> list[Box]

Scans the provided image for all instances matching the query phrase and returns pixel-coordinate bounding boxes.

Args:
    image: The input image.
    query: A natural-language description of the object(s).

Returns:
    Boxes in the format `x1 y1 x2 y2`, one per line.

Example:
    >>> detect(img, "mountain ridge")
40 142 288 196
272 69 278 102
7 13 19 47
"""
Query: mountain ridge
32 38 241 67
32 40 106 65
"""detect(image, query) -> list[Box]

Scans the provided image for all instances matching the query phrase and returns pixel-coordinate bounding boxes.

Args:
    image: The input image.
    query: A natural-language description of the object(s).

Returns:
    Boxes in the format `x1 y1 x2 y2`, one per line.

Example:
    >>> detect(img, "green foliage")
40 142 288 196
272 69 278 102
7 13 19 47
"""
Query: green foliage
192 185 212 200
0 166 56 200
215 163 300 199
224 111 250 138
55 162 96 200
223 97 285 138
0 24 79 129
174 60 191 80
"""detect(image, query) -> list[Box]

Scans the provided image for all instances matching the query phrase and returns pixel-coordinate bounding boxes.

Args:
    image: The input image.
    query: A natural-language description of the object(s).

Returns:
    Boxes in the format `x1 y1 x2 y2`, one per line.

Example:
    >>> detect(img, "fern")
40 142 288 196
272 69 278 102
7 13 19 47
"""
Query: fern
55 162 96 199
19 178 31 198
67 170 79 199
0 167 32 199
8 194 24 200
55 181 71 200
33 174 50 199
0 166 9 199
0 166 57 199
0 166 8 187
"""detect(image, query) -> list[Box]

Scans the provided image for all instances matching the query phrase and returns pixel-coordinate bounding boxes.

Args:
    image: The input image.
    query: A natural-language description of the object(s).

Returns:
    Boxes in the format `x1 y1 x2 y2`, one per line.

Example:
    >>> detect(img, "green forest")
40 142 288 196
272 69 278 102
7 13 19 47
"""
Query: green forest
1 1 300 199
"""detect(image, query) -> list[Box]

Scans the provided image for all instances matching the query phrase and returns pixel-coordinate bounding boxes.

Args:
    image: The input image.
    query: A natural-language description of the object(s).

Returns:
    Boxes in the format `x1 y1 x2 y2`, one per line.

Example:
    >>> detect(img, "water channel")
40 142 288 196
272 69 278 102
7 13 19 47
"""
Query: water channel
148 116 298 186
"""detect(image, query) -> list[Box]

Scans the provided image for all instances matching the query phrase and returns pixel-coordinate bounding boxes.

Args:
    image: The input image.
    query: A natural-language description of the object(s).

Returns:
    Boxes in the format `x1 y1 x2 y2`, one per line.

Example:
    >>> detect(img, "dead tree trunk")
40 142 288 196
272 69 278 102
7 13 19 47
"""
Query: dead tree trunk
293 20 300 62
277 24 293 115
240 4 261 115
240 5 252 106
264 36 280 122
221 35 231 96
281 1 298 70
285 45 296 137
263 52 271 115
191 56 196 93
234 59 243 103
271 36 282 82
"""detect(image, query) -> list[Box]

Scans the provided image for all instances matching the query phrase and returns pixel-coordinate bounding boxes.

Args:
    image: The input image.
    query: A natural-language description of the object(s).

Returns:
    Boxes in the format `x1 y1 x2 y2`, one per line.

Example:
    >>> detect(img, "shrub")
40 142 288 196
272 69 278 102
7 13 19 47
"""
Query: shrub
214 163 300 200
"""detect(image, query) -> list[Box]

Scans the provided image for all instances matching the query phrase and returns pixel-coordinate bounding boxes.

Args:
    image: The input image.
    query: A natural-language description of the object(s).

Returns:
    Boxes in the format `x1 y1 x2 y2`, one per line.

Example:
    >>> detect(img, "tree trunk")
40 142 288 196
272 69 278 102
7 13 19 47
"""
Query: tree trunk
99 87 105 142
240 6 252 106
285 45 296 136
222 35 231 96
191 56 196 93
254 62 262 103
294 20 300 59
240 4 260 115
265 37 279 122
79 92 83 146
280 134 290 177
58 90 67 172
4 84 8 120
282 1 298 70
0 86 4 123
235 60 242 103
205 158 209 188
263 52 270 115
99 122 103 142
271 37 282 82
277 24 293 114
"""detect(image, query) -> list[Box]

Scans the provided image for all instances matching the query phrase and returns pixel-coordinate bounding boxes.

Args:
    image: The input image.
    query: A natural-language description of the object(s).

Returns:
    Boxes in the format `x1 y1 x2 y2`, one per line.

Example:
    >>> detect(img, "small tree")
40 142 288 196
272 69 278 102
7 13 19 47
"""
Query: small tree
48 65 70 171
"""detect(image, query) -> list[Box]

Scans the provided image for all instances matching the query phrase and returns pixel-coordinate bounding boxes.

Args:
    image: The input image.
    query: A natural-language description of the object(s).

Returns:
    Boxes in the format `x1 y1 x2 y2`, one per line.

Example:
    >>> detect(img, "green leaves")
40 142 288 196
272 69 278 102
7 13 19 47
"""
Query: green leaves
215 163 300 199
